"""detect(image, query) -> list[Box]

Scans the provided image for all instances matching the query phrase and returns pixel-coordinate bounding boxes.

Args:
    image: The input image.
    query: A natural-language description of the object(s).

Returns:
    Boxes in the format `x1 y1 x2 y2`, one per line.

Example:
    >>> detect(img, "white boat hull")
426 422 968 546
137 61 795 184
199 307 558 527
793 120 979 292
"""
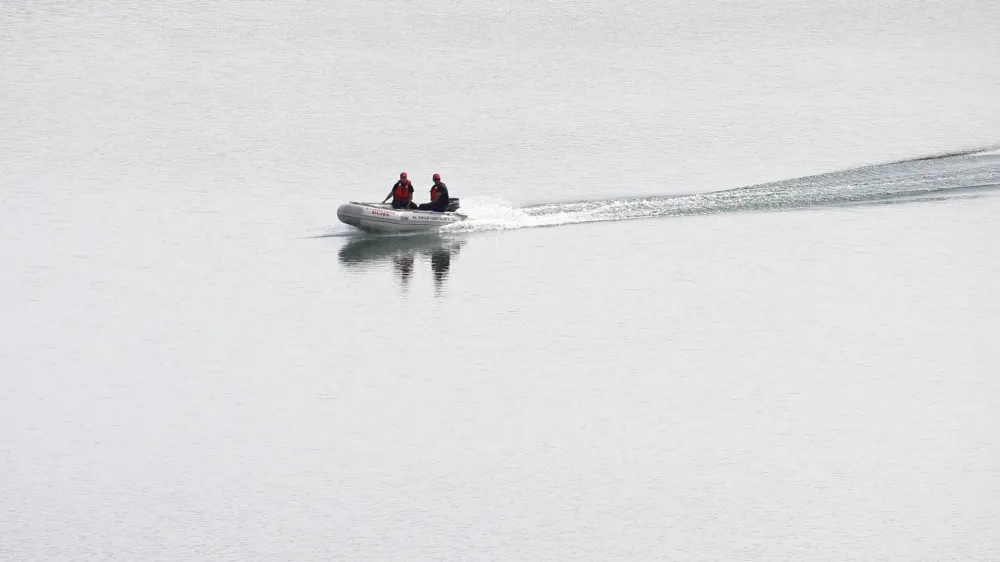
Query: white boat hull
337 202 467 233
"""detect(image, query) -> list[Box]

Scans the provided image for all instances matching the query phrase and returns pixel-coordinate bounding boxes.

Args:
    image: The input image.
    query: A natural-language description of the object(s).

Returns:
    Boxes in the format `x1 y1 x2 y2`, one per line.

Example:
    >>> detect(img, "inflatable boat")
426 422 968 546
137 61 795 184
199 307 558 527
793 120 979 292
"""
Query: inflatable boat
337 199 466 233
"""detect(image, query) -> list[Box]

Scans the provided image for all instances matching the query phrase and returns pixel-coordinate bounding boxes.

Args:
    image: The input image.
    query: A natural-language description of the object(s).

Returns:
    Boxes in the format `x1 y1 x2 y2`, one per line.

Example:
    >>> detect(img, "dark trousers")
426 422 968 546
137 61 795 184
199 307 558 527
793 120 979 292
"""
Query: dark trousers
418 201 447 212
392 200 417 209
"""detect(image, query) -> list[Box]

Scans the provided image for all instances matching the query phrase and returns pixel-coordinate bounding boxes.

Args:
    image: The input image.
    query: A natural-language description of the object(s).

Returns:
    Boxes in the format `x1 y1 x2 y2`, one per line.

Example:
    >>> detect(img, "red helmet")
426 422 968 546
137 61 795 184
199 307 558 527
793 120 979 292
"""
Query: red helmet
432 173 440 181
400 172 407 179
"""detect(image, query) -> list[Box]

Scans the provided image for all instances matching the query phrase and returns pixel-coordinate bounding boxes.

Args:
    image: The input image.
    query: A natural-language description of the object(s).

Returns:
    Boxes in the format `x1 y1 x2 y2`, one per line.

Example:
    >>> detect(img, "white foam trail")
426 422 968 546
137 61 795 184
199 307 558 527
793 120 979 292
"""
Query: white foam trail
443 151 1000 233
446 195 681 232
442 195 534 232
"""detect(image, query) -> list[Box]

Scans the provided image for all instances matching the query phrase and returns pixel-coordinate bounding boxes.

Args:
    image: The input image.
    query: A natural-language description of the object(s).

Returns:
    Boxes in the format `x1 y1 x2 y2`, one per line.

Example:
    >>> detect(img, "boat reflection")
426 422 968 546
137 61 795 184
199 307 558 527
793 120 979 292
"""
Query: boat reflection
338 233 465 292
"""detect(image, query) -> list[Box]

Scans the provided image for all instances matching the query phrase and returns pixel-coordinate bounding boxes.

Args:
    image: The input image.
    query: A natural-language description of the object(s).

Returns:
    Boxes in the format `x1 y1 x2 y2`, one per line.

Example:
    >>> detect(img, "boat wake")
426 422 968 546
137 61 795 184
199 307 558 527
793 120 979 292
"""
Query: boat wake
443 148 1000 233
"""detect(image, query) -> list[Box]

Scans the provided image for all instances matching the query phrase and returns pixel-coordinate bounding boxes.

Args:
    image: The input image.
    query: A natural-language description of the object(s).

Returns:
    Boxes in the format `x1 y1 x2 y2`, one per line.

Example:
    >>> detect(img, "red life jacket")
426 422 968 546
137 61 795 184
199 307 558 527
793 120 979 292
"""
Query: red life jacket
393 181 411 203
430 185 439 201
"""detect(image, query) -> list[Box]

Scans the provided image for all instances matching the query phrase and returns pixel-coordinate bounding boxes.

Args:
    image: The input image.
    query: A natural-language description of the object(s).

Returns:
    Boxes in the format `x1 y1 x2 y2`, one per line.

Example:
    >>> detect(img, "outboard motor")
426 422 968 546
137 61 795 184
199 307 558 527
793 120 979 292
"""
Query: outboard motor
446 198 460 212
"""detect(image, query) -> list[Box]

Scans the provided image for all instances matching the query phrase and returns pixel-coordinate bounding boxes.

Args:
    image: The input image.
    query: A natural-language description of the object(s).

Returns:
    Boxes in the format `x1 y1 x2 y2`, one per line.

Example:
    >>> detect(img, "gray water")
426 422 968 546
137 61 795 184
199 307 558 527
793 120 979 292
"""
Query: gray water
3 1 1000 560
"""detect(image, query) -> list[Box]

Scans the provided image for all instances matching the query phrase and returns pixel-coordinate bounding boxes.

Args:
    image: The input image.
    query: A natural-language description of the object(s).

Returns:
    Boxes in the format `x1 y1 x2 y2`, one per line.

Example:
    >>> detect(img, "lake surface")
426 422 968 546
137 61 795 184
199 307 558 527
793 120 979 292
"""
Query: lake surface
3 1 999 560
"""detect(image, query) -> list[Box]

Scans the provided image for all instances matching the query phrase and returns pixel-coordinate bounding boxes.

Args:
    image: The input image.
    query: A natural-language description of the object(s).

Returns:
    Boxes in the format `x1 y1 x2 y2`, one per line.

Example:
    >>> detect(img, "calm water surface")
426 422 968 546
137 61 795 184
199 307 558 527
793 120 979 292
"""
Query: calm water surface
3 0 999 560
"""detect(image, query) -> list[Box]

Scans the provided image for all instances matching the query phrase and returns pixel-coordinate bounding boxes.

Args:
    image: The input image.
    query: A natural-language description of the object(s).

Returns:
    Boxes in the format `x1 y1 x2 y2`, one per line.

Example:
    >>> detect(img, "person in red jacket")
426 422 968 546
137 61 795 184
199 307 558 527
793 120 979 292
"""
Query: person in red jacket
383 172 416 209
418 173 450 212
